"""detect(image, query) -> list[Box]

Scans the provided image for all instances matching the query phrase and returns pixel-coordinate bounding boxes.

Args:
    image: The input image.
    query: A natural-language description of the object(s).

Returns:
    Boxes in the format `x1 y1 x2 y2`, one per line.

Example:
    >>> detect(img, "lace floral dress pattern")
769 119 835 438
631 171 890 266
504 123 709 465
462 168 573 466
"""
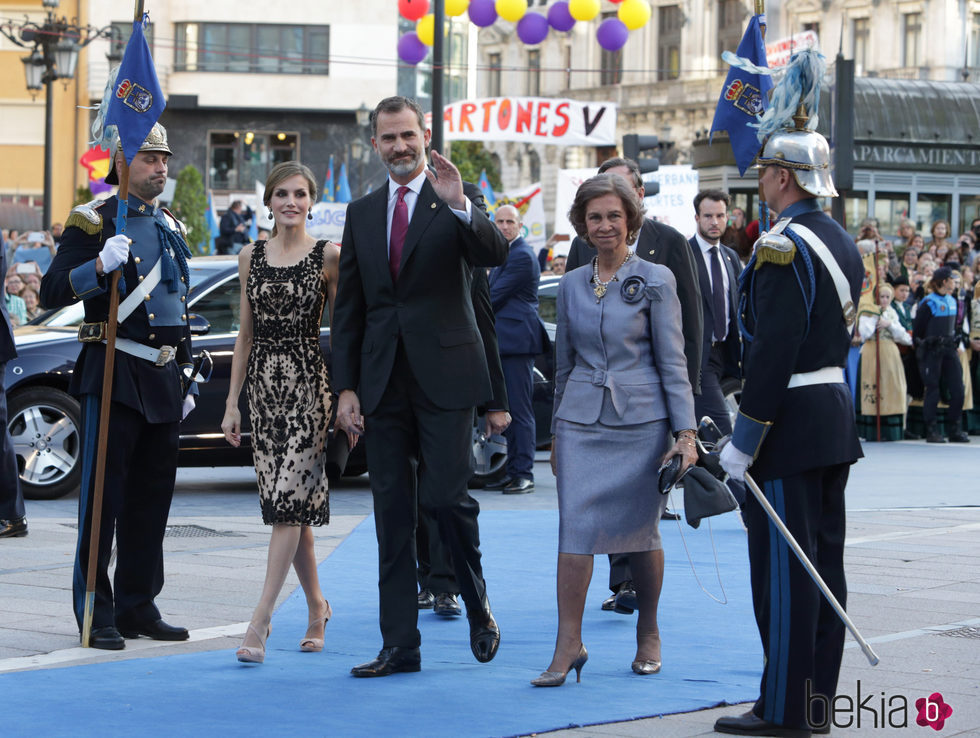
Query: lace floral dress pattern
247 240 331 526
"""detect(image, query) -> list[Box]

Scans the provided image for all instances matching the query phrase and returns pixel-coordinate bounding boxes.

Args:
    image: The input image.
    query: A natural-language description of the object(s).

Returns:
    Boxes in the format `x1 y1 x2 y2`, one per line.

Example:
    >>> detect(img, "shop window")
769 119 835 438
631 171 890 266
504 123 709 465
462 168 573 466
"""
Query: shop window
872 193 910 239
843 192 869 236
958 195 980 235
902 13 921 68
527 49 541 95
488 52 501 97
599 13 622 86
852 18 869 76
915 194 950 234
658 6 682 81
208 131 299 191
175 23 329 74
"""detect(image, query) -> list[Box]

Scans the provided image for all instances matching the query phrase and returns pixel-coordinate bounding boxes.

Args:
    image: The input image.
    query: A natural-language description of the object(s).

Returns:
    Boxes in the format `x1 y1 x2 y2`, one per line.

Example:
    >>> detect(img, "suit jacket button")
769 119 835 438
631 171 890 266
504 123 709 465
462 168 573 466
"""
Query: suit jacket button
148 313 155 320
134 256 141 264
149 333 156 340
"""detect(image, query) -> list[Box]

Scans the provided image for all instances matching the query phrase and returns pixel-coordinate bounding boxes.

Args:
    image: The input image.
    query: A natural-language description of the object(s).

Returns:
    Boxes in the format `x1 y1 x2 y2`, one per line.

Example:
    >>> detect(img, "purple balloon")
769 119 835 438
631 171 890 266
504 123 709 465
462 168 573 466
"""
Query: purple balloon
468 0 497 27
517 12 549 45
596 17 628 52
547 1 576 32
398 32 428 65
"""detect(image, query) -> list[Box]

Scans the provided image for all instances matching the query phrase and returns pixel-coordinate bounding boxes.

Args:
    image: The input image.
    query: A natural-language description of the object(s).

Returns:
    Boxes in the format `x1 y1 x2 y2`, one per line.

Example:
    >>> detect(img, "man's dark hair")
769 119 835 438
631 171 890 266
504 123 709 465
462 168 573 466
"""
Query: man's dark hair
693 189 730 216
230 200 243 210
598 157 643 190
371 96 426 137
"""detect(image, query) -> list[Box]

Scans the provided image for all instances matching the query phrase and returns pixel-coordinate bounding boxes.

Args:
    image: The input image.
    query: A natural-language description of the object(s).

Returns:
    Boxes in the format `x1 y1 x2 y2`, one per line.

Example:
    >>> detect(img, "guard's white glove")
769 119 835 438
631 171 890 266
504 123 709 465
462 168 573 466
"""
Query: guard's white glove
719 442 753 482
98 234 131 273
181 394 196 420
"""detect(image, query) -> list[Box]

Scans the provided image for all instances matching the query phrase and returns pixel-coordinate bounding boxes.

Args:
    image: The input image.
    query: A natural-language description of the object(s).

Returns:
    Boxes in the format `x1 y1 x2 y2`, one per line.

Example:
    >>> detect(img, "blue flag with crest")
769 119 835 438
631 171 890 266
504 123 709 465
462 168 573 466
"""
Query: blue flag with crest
335 163 352 203
104 14 165 165
710 14 772 176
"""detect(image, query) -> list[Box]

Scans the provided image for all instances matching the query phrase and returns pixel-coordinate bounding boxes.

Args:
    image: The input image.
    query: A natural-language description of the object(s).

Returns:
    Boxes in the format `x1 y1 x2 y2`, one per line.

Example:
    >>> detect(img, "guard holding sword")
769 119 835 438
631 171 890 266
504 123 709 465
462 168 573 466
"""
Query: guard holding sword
41 123 197 650
713 52 866 737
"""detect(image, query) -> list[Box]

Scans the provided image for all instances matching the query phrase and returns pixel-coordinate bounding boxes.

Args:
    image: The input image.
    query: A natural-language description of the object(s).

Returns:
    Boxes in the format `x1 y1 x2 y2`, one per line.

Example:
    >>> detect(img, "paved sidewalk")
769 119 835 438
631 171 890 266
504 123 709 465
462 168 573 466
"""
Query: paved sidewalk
1 441 978 736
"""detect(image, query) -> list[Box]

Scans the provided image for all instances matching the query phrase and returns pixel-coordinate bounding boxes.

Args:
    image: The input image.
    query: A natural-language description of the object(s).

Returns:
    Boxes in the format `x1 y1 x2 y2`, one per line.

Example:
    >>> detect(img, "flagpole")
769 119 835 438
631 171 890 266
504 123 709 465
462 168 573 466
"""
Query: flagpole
755 0 767 231
81 0 145 649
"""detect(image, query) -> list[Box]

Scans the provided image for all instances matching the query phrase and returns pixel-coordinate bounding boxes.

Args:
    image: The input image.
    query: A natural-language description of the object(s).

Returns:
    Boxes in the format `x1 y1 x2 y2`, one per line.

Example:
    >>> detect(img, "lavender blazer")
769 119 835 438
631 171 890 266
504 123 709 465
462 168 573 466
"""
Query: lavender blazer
552 258 695 433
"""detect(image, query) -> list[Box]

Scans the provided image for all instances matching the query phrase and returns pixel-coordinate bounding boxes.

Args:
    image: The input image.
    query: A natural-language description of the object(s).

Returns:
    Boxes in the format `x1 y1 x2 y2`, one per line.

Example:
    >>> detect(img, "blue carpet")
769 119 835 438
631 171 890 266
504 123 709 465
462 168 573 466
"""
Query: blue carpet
2 510 760 737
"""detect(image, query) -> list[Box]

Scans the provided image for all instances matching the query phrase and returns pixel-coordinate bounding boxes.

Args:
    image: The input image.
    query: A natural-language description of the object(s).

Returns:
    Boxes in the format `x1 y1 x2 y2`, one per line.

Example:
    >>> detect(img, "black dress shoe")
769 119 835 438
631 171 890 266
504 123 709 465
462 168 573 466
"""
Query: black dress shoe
502 478 534 494
903 429 921 440
483 476 513 491
117 618 189 641
417 589 435 609
661 509 681 521
0 517 27 538
614 580 637 614
433 592 462 616
86 625 125 650
350 647 421 677
601 592 617 611
714 710 812 737
949 430 971 443
468 596 500 663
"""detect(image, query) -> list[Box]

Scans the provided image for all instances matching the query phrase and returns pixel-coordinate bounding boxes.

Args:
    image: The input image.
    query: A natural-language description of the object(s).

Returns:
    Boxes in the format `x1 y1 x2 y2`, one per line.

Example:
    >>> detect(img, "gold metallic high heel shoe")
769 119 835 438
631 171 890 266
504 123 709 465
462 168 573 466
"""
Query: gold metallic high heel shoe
632 629 661 674
236 623 271 664
530 644 588 687
300 599 332 652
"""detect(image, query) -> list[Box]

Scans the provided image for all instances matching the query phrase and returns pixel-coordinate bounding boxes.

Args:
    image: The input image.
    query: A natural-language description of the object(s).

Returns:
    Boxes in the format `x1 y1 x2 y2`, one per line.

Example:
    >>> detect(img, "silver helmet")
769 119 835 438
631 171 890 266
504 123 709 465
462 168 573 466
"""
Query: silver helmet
755 126 838 198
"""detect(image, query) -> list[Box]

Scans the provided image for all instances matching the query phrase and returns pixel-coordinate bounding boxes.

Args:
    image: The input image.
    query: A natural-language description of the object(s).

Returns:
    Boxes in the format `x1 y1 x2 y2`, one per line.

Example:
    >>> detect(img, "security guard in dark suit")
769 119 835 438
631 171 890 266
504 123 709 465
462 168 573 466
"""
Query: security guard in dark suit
40 124 196 650
715 114 864 736
0 246 27 539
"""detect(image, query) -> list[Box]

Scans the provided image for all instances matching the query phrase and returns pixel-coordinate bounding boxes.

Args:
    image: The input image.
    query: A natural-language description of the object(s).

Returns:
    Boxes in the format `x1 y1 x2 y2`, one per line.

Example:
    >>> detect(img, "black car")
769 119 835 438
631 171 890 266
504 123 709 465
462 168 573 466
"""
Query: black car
5 258 557 500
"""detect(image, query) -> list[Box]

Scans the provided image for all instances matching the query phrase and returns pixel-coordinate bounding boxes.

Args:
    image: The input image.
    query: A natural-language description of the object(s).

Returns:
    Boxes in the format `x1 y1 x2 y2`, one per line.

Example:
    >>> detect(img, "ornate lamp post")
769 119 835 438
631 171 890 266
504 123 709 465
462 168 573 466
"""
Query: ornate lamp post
1 0 117 228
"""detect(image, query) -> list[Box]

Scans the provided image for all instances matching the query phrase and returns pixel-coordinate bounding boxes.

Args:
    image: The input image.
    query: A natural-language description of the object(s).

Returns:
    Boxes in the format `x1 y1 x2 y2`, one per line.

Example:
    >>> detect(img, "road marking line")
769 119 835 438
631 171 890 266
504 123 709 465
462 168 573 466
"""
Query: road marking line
0 622 248 674
847 521 980 546
845 617 980 648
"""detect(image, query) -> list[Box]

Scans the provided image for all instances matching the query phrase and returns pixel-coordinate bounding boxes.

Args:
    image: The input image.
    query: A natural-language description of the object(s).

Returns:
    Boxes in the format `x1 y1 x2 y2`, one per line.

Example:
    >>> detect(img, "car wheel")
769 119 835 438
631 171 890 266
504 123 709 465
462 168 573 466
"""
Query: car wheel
469 420 508 488
7 387 82 500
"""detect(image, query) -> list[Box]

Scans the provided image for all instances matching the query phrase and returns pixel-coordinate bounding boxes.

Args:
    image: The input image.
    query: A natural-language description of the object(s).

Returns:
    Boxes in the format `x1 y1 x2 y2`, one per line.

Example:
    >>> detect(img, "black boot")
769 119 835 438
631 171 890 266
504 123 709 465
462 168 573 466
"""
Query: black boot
948 421 970 443
926 424 946 443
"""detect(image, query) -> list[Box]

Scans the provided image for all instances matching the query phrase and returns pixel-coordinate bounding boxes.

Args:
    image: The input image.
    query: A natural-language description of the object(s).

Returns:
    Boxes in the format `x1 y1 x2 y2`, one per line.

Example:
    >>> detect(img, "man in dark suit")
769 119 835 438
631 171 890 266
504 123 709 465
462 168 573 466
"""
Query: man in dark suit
485 204 545 495
333 96 508 677
689 189 742 437
566 156 703 611
0 246 27 539
40 124 196 649
216 200 249 255
715 122 864 736
417 182 511 617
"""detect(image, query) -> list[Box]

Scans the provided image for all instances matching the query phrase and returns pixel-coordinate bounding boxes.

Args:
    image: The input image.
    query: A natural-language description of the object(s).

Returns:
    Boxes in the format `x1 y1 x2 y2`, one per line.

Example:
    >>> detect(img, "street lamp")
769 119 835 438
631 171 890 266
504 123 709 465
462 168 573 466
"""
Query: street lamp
1 1 114 229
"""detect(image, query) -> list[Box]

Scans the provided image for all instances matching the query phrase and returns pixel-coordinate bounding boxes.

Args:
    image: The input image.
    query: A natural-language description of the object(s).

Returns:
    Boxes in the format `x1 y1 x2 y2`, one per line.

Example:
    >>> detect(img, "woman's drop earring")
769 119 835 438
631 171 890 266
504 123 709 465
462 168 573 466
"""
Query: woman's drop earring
267 208 273 219
308 208 313 220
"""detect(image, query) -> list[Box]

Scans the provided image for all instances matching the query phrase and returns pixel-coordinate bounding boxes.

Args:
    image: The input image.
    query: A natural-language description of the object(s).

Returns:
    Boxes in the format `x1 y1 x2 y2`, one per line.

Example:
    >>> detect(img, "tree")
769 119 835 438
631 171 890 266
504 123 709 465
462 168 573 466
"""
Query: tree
448 141 502 191
170 165 209 256
72 185 95 207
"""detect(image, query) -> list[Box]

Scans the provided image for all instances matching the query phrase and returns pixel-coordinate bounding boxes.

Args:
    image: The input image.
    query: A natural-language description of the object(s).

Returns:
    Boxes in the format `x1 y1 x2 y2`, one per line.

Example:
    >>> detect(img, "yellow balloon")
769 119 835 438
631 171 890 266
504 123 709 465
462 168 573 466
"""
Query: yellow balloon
568 0 600 22
417 14 435 45
495 0 526 23
618 0 651 30
445 0 469 16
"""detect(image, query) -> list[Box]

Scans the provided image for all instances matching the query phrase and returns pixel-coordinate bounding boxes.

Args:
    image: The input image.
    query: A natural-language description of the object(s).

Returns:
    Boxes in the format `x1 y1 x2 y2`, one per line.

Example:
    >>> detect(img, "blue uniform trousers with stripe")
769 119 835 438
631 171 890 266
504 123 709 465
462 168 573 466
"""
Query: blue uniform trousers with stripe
744 464 849 730
72 396 178 631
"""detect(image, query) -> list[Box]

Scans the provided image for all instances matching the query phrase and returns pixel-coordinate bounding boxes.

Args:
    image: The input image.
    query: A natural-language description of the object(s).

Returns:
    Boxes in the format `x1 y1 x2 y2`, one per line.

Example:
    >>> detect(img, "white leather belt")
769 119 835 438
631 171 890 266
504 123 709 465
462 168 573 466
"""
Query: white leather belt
111 337 176 366
788 366 844 388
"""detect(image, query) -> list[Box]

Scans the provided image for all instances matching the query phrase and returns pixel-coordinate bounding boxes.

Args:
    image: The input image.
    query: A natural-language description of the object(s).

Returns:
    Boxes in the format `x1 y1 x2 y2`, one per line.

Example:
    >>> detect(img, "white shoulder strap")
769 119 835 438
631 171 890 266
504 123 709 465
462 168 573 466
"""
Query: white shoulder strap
787 223 857 327
117 257 163 324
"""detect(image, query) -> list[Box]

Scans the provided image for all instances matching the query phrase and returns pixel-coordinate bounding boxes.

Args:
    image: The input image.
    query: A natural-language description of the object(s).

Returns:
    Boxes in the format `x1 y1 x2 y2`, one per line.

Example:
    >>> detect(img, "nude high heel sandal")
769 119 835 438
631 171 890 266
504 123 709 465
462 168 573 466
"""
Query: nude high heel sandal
300 599 332 652
237 623 271 664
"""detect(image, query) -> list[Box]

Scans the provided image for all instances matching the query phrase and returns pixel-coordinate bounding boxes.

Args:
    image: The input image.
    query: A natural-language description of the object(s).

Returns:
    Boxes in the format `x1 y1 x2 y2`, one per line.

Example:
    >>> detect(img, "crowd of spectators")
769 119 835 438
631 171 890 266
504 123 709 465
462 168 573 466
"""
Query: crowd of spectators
852 215 980 442
2 226 59 327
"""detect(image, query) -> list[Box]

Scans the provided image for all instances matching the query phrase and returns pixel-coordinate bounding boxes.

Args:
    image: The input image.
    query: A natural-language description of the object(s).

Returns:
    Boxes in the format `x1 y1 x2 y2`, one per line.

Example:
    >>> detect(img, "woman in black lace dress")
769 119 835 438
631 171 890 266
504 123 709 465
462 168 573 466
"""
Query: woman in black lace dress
221 161 354 663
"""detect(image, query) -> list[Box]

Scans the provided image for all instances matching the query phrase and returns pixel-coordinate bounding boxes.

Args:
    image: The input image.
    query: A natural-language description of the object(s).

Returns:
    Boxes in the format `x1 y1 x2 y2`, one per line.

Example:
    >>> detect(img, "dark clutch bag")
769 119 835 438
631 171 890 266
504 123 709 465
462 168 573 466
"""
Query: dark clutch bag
682 466 738 528
658 455 687 495
324 431 350 480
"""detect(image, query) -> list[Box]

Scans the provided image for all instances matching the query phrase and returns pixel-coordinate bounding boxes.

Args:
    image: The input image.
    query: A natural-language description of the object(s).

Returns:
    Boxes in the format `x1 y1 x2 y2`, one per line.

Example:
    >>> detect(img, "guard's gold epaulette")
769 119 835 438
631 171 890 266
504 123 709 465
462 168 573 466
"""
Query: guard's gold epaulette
753 232 796 268
65 200 105 236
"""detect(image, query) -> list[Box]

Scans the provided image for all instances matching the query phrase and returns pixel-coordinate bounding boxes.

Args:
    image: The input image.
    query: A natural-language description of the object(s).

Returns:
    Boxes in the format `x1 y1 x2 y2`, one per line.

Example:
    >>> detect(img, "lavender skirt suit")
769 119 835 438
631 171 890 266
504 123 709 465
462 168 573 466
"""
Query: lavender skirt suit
553 257 696 554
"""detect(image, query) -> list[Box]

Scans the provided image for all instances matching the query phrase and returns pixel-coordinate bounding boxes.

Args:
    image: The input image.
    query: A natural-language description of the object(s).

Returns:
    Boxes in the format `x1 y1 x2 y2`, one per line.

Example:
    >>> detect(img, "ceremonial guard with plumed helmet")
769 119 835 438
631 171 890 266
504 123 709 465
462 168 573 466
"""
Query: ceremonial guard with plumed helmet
714 51 866 737
40 123 197 650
